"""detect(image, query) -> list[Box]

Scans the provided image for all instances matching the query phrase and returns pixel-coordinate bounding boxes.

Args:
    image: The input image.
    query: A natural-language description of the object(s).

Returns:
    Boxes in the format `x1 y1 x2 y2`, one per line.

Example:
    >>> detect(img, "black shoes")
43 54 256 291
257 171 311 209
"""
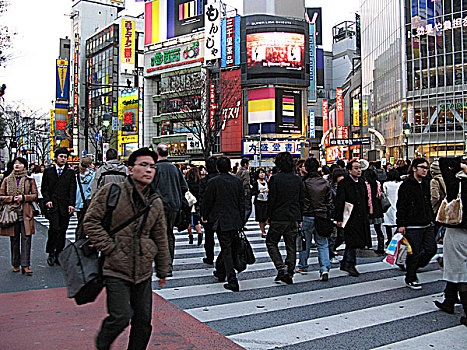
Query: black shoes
223 282 239 292
213 270 225 282
47 254 55 267
340 265 360 277
274 272 293 284
188 235 194 244
320 272 329 282
203 258 213 265
197 233 203 246
434 300 455 314
461 316 467 327
21 267 33 276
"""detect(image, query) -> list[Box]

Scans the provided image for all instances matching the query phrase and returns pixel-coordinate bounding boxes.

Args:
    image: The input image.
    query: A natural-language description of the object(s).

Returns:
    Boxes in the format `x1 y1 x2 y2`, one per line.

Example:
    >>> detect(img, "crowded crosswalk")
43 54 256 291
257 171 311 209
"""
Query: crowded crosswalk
34 215 464 349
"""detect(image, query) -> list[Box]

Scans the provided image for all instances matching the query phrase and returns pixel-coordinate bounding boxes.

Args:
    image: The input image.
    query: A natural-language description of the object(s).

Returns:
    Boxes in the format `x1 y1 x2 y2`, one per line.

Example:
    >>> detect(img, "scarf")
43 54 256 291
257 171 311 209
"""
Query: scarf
5 170 27 209
366 180 382 215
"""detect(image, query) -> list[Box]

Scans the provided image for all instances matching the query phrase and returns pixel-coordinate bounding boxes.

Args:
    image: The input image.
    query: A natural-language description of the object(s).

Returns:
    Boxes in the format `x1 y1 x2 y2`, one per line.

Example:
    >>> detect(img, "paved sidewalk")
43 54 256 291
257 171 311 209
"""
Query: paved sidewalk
0 287 244 350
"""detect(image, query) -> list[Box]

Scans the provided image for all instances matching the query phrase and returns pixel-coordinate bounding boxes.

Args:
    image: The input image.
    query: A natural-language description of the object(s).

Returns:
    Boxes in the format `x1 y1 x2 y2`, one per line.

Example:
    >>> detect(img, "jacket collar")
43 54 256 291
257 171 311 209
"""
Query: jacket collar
124 176 160 206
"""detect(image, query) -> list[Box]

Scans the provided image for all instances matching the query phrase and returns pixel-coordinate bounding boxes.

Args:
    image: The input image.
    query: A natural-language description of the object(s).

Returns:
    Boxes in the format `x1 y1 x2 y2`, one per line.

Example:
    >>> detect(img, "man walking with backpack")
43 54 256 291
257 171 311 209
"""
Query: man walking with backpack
84 147 169 350
91 148 128 196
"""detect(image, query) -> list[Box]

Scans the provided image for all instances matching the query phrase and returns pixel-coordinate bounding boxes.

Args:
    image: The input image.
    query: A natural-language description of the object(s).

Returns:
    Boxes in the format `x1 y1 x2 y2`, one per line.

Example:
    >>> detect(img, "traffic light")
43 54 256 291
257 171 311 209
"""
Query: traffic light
0 84 6 97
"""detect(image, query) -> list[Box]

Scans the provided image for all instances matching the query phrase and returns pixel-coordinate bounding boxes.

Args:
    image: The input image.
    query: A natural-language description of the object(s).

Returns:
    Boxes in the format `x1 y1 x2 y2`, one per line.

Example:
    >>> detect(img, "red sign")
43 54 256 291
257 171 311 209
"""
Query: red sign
55 120 67 130
322 99 329 134
220 69 242 153
336 87 344 127
124 112 134 125
209 83 217 130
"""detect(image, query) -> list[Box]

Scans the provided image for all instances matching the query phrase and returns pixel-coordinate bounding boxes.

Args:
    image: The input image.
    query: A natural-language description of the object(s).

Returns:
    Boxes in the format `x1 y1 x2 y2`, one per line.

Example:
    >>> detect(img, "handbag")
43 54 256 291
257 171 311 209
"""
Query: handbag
296 227 306 252
380 193 391 213
436 182 463 225
0 203 18 228
28 179 40 216
233 230 255 272
314 216 334 238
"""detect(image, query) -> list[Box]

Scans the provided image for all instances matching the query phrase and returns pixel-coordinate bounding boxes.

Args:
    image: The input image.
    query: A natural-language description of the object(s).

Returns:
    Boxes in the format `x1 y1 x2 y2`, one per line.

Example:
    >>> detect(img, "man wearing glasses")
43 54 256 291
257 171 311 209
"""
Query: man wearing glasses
396 158 436 290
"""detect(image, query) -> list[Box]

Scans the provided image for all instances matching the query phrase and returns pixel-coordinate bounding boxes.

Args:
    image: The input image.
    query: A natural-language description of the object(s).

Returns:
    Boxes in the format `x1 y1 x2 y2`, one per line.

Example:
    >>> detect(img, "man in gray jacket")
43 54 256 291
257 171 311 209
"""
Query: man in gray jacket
151 143 188 276
91 148 128 196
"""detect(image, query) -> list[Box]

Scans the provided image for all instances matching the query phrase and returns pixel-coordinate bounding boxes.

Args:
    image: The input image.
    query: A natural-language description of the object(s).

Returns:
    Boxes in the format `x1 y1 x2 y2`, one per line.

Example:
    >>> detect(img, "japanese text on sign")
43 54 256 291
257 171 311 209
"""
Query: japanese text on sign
242 139 302 156
121 19 135 67
205 1 221 61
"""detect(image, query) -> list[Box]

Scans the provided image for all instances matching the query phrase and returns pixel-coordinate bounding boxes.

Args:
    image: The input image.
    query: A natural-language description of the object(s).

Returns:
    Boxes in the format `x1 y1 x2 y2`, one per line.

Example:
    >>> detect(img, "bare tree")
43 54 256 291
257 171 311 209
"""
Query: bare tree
31 131 51 165
0 0 16 67
160 67 241 158
78 121 117 161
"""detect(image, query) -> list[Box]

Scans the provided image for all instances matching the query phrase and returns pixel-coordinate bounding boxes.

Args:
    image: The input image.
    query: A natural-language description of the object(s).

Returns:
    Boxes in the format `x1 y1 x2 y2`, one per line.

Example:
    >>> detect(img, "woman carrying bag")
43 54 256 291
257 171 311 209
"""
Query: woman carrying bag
252 168 268 238
0 157 38 275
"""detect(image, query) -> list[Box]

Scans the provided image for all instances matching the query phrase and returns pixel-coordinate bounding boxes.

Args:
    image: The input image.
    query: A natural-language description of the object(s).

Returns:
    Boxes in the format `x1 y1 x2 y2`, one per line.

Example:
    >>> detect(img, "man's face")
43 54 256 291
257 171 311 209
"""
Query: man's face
349 162 362 178
129 155 156 187
55 154 67 166
413 162 429 178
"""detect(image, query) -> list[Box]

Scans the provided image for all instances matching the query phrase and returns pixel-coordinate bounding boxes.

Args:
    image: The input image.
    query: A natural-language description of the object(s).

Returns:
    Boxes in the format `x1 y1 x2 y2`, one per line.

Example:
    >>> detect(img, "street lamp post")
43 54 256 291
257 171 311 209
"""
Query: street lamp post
403 123 411 161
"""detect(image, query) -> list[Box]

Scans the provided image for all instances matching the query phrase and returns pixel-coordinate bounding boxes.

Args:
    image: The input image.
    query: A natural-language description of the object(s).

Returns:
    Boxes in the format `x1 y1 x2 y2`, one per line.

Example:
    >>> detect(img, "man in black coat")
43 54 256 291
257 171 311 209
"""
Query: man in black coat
199 156 219 265
202 156 245 292
266 152 303 284
335 160 371 277
41 147 77 266
396 157 436 290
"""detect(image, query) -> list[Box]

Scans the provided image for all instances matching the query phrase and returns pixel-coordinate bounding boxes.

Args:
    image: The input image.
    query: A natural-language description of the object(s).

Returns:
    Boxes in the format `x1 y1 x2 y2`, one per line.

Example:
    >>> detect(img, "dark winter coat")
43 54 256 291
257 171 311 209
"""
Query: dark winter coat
396 175 434 228
335 176 372 249
267 172 303 222
84 177 169 283
151 160 188 212
301 172 333 218
202 173 245 231
41 165 77 217
199 172 219 220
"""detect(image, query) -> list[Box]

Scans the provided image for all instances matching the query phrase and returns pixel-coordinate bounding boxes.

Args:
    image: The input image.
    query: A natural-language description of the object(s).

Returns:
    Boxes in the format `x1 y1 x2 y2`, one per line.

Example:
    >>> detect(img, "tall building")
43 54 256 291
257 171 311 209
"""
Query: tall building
243 0 305 19
361 0 467 161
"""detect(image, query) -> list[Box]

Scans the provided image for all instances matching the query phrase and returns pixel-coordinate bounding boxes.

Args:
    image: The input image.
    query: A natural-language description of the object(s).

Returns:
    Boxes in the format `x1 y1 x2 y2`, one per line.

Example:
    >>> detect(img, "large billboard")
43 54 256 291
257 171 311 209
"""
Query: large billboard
118 89 139 149
305 7 323 45
220 69 242 153
241 15 309 87
56 59 70 101
121 19 135 71
275 88 302 134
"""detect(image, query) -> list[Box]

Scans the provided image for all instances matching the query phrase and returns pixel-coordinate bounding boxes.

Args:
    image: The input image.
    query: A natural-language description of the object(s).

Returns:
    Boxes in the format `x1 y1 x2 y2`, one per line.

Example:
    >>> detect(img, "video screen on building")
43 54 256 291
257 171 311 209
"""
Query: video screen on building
241 15 309 87
246 32 305 79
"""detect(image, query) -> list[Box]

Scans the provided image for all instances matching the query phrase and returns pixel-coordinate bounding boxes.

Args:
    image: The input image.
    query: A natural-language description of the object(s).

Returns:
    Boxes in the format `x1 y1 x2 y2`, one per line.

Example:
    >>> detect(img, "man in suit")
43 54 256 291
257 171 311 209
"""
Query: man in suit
41 147 77 266
202 156 245 292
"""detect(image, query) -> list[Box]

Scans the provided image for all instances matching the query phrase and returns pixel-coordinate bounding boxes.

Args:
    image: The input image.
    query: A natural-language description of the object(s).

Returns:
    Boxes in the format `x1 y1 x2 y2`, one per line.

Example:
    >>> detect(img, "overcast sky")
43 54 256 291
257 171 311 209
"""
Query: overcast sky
0 0 359 114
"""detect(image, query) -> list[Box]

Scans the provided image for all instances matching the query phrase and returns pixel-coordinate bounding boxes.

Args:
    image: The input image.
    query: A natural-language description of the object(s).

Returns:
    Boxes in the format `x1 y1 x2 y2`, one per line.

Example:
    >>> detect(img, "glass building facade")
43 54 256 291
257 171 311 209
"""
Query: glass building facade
361 0 467 160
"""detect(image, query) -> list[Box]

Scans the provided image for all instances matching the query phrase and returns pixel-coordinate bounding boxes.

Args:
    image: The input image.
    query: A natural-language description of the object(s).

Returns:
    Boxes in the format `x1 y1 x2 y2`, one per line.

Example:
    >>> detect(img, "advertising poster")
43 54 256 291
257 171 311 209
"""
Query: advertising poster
246 32 305 80
220 69 242 153
275 89 302 134
305 7 323 45
336 87 344 127
56 60 69 101
145 0 168 45
118 89 139 147
204 0 221 61
248 87 275 124
221 16 241 67
353 99 360 126
168 0 205 39
322 99 329 134
362 99 369 126
121 19 135 70
308 23 316 101
309 110 315 138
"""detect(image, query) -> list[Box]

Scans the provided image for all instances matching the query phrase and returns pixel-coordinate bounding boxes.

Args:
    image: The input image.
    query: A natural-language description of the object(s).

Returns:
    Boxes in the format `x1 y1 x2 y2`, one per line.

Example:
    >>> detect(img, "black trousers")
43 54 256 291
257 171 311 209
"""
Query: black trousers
45 210 71 256
96 277 152 350
244 196 252 223
215 229 238 284
164 209 178 273
10 221 31 268
266 221 298 276
203 222 215 263
404 226 437 283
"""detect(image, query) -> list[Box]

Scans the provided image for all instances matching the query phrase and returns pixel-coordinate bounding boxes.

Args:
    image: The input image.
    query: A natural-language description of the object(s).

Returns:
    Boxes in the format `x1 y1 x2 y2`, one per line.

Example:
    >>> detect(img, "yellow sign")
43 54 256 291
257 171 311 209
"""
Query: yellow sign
353 99 360 127
362 100 368 127
121 135 138 143
118 89 139 155
121 19 135 66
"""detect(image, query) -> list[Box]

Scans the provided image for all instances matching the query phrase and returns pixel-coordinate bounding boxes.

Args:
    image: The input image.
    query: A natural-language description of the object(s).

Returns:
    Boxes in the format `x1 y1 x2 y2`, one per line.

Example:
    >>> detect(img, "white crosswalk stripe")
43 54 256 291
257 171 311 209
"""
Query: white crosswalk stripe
35 215 79 241
152 217 456 350
34 215 454 349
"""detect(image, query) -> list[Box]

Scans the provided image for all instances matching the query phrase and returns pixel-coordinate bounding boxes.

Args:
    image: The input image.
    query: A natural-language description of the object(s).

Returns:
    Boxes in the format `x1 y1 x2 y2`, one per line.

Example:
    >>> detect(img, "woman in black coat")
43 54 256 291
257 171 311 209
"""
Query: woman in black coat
364 169 385 255
186 167 203 246
251 168 268 238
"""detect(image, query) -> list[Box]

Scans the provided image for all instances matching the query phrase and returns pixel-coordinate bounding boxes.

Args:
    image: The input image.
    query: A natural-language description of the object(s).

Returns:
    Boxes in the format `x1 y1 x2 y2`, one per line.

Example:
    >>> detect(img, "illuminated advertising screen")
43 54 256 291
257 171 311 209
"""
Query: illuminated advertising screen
241 15 309 87
275 89 302 134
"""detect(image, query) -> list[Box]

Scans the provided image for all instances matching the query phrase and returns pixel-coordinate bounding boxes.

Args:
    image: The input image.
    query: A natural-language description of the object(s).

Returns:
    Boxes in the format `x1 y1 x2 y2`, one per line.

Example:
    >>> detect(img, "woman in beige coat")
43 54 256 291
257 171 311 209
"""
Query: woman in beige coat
0 157 38 275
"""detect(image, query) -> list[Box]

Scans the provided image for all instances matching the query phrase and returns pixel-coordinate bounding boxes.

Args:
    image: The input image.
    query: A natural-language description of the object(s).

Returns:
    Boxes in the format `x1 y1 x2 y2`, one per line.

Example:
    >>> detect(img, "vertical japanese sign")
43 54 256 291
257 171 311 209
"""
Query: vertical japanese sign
308 23 316 101
353 99 360 127
50 109 55 160
362 99 368 126
56 60 69 101
209 83 217 130
336 87 344 127
221 16 240 67
322 99 329 134
309 110 315 138
121 19 135 70
204 1 221 61
73 33 80 125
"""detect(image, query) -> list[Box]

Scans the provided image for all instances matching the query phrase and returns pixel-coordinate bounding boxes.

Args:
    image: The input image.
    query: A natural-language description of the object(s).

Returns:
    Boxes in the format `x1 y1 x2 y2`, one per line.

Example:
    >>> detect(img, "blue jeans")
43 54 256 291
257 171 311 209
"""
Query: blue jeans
298 217 331 273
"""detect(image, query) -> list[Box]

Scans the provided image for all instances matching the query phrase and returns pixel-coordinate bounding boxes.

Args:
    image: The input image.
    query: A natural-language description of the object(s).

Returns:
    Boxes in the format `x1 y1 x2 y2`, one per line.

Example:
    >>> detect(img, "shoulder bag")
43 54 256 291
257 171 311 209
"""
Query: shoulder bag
436 182 463 225
380 192 391 213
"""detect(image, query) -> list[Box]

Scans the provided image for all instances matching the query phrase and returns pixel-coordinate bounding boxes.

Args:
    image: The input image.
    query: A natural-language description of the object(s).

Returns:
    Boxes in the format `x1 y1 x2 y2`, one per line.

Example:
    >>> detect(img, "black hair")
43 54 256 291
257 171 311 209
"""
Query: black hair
364 168 377 184
332 168 346 184
336 159 345 168
321 165 331 175
256 168 266 178
411 158 428 170
156 143 169 157
346 160 360 171
13 156 28 168
305 157 319 173
205 156 218 174
240 158 249 167
216 156 231 173
128 147 158 167
55 147 69 158
386 169 401 182
106 148 118 160
274 152 294 173
32 165 41 174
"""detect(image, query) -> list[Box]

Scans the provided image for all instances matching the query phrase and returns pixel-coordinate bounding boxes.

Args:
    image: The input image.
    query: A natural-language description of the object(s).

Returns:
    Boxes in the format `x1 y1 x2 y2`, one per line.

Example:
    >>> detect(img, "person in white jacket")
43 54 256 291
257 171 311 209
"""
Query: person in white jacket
382 169 402 247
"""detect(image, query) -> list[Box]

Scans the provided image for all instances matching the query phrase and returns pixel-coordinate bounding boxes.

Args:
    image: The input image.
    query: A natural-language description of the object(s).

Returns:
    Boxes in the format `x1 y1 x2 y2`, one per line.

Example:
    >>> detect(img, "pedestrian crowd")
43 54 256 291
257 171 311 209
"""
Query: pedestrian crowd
1 145 466 349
